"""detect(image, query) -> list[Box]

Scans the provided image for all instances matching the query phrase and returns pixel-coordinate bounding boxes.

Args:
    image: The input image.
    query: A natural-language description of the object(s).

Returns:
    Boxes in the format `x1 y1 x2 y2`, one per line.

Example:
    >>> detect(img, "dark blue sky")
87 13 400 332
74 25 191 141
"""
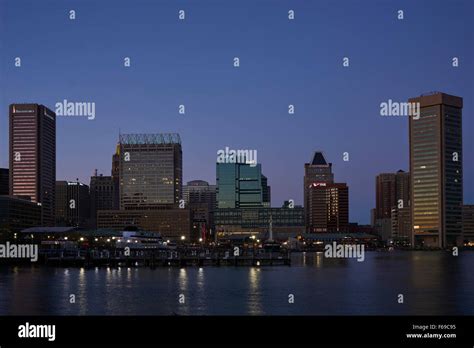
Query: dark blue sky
1 0 473 224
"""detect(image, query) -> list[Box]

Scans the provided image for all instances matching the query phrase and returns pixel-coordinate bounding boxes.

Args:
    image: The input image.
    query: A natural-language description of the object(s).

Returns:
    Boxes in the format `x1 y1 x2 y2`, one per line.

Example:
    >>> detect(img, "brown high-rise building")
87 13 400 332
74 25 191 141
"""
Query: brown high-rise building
9 104 56 226
375 170 410 220
307 182 348 233
304 152 334 230
409 92 463 248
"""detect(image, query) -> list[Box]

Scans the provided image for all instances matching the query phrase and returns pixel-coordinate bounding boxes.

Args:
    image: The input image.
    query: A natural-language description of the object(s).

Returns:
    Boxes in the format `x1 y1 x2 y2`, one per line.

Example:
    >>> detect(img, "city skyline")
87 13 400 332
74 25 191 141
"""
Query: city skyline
1 0 473 225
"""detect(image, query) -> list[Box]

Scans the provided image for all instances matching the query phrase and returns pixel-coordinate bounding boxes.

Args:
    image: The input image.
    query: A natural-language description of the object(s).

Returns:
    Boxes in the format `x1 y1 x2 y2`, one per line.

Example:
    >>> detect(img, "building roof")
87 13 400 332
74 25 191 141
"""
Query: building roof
21 227 78 233
119 133 181 145
311 152 328 165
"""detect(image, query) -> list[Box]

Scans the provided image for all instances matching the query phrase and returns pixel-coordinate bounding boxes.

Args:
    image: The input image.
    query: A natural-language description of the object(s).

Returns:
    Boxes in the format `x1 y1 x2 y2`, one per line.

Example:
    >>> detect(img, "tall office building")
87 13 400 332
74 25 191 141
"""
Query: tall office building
375 170 410 219
216 162 268 209
119 133 182 209
55 181 90 227
261 174 271 207
462 205 474 243
307 182 349 233
304 152 334 230
374 170 410 241
0 168 8 195
112 144 120 209
183 180 217 207
9 104 56 226
90 173 116 228
183 180 217 236
409 92 463 248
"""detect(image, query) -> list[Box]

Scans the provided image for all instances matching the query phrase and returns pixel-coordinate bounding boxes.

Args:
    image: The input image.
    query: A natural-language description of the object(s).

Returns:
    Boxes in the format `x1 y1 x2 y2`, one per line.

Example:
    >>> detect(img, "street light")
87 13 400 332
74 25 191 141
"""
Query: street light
180 236 186 241
199 238 203 242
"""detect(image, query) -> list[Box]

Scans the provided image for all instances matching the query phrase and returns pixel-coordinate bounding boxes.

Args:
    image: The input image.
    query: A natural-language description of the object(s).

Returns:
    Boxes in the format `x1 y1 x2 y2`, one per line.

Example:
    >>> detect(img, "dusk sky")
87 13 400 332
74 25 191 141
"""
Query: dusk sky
1 0 472 224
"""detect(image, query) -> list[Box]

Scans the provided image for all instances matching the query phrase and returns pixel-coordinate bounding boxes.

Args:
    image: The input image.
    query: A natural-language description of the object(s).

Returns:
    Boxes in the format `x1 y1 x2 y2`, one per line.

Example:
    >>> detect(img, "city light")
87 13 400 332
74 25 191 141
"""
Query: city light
181 236 186 241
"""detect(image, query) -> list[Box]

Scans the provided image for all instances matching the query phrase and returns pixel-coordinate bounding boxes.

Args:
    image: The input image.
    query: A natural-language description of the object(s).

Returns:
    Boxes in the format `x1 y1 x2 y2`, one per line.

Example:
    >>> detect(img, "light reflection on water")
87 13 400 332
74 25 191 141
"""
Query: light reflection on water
0 251 473 315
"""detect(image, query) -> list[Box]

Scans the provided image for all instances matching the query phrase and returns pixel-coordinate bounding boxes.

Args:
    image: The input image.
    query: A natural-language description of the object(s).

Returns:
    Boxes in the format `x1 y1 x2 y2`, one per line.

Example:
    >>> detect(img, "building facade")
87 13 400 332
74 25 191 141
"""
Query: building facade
0 196 42 231
374 170 410 241
90 174 116 228
55 181 90 227
409 92 463 248
0 168 8 195
307 182 349 233
213 205 305 237
97 207 191 240
119 133 182 209
9 104 56 226
304 152 334 230
462 205 474 243
216 162 268 209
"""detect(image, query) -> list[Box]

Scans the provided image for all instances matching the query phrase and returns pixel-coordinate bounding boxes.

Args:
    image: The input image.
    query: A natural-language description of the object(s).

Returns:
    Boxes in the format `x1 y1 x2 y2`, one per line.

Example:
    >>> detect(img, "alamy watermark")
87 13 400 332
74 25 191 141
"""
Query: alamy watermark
324 242 365 262
0 242 38 262
380 99 420 120
55 99 95 120
217 147 257 167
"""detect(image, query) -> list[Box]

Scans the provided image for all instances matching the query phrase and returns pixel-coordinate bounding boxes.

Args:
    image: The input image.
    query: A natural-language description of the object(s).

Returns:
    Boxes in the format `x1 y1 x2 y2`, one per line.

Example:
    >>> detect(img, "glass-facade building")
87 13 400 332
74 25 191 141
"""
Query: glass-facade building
119 134 182 209
216 162 269 208
409 92 463 248
0 196 42 231
213 205 305 235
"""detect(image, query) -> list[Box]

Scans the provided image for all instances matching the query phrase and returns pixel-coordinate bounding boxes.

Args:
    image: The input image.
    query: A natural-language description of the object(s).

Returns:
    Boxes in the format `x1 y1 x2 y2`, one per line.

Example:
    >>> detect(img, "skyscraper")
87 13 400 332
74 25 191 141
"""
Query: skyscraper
9 104 56 226
216 162 267 209
261 174 271 207
90 173 116 228
462 205 474 243
409 92 463 248
0 168 8 195
307 182 349 233
374 170 410 241
183 180 217 237
119 133 182 209
375 170 410 216
55 180 90 227
304 152 334 230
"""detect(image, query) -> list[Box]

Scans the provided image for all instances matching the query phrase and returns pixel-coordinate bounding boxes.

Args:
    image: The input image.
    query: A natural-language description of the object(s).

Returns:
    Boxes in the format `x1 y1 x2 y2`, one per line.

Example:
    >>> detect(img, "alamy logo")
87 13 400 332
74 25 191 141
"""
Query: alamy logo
217 147 257 167
380 99 420 120
18 322 56 341
0 242 38 262
55 99 96 120
324 242 365 262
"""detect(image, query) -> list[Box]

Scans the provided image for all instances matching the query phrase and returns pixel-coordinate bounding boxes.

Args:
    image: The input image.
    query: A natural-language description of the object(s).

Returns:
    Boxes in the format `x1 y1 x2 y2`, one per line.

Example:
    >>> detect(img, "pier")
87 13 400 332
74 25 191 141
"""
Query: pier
40 248 291 267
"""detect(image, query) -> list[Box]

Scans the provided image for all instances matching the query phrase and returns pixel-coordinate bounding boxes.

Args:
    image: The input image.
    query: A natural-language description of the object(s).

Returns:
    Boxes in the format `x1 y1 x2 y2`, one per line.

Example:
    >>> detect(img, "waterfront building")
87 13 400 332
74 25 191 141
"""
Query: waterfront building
183 180 217 238
213 204 305 237
463 205 474 243
90 173 116 228
307 182 349 233
55 181 90 227
304 152 334 230
0 196 42 231
9 104 56 226
119 133 182 209
374 170 410 241
0 168 8 195
97 206 191 241
409 92 463 247
216 161 269 209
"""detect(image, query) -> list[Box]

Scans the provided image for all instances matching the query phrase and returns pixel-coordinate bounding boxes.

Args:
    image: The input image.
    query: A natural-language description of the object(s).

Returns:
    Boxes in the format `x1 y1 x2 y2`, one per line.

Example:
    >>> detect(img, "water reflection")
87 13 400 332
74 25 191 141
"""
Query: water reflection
248 267 262 315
